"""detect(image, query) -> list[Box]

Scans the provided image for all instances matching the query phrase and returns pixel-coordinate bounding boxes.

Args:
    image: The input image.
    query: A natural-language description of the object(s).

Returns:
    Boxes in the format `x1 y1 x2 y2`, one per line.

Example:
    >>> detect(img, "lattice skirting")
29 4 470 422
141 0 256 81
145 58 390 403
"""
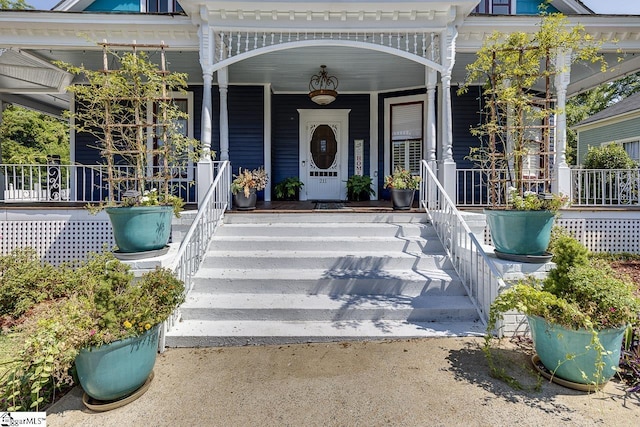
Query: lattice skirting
0 220 115 265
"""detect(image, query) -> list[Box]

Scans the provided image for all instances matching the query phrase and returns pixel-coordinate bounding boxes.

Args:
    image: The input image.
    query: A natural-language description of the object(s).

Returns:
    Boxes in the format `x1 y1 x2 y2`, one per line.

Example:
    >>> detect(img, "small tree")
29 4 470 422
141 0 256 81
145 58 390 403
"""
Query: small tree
57 42 200 215
459 13 605 208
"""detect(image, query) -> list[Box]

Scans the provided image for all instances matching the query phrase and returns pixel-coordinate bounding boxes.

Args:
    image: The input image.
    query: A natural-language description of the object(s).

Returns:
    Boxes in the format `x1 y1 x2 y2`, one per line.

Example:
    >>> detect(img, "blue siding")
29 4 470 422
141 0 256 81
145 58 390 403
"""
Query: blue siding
452 85 483 168
227 86 265 174
271 93 370 195
85 0 140 12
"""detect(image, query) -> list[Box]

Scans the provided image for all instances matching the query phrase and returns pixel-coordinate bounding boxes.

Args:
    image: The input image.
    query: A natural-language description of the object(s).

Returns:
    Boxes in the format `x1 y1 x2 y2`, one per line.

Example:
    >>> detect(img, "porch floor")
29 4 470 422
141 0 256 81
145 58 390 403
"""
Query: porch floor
230 199 422 213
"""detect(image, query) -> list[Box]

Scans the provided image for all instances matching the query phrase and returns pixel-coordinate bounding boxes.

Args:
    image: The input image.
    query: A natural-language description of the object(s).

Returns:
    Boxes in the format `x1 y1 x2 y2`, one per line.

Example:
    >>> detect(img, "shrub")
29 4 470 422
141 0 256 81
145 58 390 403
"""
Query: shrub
583 144 637 169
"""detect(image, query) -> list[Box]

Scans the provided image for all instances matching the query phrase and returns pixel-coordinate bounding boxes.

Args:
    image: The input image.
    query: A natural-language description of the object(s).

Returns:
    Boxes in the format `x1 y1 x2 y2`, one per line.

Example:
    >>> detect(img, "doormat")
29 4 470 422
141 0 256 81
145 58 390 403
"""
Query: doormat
314 202 347 210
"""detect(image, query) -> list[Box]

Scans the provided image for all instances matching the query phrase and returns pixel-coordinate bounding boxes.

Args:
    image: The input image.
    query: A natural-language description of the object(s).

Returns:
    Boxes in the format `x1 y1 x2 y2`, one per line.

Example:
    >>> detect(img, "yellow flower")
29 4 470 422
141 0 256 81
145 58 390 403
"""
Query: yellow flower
123 320 132 329
144 323 151 330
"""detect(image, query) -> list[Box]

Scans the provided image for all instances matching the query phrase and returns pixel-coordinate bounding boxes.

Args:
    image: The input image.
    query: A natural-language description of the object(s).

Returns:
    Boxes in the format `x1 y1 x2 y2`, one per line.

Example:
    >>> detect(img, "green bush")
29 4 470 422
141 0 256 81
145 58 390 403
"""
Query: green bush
0 248 78 321
274 177 304 200
346 175 375 201
583 144 637 169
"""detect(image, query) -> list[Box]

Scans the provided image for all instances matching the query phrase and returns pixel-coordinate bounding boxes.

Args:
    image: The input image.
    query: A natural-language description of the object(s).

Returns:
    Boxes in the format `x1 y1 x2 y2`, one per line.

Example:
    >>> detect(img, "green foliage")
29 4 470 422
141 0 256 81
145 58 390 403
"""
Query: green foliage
486 235 640 388
508 188 568 212
231 167 268 197
274 177 304 200
583 143 637 169
0 248 78 320
57 46 201 215
383 167 421 190
0 251 185 411
0 105 69 165
345 175 375 201
545 234 589 293
0 0 32 9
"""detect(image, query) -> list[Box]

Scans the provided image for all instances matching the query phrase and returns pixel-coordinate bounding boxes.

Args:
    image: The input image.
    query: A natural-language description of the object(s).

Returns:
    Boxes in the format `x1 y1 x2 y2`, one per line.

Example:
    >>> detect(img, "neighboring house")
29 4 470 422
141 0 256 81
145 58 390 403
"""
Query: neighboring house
574 91 640 165
0 0 638 204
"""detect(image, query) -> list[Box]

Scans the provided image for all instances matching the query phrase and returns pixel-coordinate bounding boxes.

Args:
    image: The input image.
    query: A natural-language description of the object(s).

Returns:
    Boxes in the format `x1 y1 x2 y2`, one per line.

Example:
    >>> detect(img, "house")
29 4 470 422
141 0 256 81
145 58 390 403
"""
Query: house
2 0 638 206
574 91 640 165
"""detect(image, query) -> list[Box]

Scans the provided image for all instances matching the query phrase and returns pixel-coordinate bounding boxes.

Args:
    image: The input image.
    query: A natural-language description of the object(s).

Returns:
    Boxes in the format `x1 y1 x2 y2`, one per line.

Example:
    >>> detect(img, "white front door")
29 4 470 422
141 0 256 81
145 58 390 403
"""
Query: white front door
298 109 350 201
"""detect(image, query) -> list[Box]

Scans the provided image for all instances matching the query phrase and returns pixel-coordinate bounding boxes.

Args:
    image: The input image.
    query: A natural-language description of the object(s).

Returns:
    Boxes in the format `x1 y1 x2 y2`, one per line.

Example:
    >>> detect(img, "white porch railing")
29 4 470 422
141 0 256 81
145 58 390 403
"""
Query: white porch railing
456 168 550 207
421 161 505 325
571 168 640 206
458 167 640 207
159 160 231 350
1 163 199 204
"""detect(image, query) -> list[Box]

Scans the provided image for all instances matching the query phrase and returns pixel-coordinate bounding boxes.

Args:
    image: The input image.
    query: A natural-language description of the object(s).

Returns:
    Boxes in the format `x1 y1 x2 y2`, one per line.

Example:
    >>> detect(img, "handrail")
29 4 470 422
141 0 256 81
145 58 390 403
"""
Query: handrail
158 160 231 350
420 160 505 325
571 168 640 206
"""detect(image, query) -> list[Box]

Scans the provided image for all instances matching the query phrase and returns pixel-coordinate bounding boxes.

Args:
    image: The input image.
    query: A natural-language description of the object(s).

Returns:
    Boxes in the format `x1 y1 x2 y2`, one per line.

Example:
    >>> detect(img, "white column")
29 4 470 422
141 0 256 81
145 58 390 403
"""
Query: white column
197 71 214 207
553 50 572 196
426 68 437 173
438 23 458 203
263 84 272 201
218 67 230 162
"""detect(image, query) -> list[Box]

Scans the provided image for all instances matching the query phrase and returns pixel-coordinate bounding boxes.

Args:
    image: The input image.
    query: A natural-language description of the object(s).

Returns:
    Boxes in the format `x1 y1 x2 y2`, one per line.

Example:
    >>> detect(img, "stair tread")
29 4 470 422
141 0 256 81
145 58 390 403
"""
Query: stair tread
182 293 475 310
193 267 459 281
165 319 485 340
205 249 446 257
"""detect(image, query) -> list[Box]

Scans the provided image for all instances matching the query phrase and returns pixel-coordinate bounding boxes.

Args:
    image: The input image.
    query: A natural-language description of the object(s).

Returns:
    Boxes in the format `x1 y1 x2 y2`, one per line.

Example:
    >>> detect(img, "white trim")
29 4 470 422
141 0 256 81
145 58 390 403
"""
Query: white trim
383 93 428 181
369 93 379 199
210 39 445 75
573 111 640 132
264 84 272 201
297 109 351 201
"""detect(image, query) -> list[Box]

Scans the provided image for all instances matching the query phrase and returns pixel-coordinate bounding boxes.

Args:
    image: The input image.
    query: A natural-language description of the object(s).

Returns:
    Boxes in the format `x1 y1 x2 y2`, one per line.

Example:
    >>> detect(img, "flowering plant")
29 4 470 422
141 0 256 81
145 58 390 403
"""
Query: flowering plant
383 167 421 190
231 167 269 197
122 188 185 217
508 188 568 213
3 252 184 410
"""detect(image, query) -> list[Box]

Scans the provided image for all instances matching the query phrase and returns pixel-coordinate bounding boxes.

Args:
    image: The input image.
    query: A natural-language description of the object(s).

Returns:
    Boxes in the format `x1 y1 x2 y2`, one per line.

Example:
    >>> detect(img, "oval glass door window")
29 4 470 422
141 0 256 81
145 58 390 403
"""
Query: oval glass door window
310 125 337 169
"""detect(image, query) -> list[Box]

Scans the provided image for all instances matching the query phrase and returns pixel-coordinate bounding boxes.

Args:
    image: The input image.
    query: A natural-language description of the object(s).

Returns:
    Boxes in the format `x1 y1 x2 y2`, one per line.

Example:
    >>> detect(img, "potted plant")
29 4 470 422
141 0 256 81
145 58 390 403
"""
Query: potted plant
231 166 268 210
2 251 185 410
274 176 304 201
458 14 604 259
383 167 421 210
345 174 375 201
487 233 640 389
58 43 200 255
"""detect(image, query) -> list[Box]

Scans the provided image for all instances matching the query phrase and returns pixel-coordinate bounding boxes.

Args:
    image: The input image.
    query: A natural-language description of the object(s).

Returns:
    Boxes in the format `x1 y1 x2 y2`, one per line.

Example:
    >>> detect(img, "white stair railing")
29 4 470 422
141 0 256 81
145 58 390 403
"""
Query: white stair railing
420 160 504 325
159 160 231 350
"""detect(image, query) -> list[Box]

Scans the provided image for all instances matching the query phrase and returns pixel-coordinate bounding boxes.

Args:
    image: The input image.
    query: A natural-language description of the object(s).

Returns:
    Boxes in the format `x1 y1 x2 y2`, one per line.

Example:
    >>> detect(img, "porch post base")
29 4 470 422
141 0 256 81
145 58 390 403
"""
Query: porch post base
197 159 214 208
440 161 457 204
553 164 571 197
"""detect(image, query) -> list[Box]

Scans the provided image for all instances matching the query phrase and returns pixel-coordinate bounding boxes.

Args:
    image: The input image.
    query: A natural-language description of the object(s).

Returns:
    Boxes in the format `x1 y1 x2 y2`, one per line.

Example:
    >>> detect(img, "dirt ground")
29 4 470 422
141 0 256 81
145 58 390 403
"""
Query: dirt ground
46 337 640 427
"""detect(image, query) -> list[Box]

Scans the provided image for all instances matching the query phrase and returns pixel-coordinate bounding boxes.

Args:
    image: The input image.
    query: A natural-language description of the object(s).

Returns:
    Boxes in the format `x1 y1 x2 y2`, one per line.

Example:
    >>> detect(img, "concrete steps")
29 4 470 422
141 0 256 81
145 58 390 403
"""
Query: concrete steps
166 212 483 347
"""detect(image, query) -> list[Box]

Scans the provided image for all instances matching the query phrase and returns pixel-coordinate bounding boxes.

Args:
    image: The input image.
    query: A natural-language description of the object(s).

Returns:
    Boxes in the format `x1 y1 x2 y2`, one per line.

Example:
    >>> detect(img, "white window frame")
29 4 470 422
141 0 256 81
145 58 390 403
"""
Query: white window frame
383 94 427 180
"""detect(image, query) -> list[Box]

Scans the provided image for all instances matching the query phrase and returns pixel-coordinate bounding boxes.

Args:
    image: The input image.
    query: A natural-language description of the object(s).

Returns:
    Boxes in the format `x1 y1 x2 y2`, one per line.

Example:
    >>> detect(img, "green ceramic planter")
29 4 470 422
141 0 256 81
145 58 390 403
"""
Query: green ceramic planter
484 209 555 255
75 324 160 401
528 315 626 385
106 206 173 253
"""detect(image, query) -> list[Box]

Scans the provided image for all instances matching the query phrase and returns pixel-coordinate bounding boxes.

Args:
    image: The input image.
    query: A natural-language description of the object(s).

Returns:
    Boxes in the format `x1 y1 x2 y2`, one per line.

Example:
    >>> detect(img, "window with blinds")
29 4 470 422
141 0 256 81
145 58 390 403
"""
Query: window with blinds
391 102 424 175
623 141 640 163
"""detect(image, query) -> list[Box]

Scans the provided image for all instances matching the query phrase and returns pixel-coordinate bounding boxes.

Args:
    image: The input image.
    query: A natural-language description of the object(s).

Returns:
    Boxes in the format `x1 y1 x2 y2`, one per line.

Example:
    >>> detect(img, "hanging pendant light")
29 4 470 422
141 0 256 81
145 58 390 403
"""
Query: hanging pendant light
308 65 339 105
